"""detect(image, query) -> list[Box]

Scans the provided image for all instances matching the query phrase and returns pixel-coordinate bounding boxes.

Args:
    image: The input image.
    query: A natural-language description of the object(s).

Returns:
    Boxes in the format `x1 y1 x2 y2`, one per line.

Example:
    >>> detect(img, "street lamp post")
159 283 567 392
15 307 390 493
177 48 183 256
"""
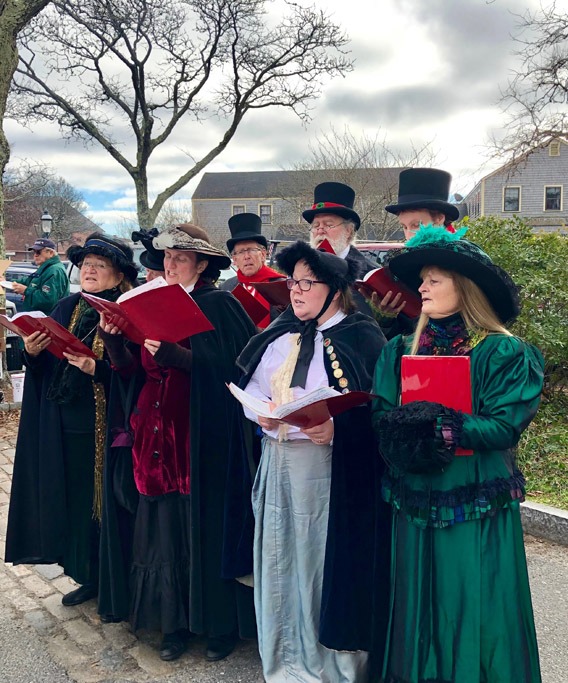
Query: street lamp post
41 210 53 238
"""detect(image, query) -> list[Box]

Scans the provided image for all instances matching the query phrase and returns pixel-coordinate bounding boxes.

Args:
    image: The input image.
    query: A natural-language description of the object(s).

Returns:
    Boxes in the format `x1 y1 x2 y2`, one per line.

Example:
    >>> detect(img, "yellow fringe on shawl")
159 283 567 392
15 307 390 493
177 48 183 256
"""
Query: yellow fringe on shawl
68 304 107 522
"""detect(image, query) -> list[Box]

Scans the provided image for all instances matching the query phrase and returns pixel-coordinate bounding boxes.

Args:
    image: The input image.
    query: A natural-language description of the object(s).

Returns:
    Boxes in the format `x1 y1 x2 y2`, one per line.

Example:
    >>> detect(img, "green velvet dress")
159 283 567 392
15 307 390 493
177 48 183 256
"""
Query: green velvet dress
372 330 544 683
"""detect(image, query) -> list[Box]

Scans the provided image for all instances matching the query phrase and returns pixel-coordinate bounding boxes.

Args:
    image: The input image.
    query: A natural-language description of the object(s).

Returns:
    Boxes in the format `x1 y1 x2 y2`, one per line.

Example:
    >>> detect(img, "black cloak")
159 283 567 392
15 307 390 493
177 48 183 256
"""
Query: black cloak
224 307 391 655
5 293 113 566
97 285 258 638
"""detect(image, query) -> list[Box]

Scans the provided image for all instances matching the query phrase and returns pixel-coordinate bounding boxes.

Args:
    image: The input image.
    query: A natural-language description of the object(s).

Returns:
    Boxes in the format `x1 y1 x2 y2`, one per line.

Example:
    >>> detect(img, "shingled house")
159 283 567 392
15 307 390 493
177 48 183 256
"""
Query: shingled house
191 168 406 246
464 139 568 233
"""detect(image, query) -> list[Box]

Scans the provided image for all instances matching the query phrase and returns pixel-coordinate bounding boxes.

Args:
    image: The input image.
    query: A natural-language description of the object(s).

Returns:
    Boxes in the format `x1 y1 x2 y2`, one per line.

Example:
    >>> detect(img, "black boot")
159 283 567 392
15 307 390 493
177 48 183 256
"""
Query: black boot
205 632 237 661
61 583 98 606
160 629 191 661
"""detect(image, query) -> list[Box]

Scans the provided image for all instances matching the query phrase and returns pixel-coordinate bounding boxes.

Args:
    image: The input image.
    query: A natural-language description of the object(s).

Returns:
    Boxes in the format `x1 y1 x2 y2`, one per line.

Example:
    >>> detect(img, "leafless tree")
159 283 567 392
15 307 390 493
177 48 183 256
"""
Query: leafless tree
9 0 353 231
5 164 91 243
491 2 568 163
276 125 438 240
0 0 51 257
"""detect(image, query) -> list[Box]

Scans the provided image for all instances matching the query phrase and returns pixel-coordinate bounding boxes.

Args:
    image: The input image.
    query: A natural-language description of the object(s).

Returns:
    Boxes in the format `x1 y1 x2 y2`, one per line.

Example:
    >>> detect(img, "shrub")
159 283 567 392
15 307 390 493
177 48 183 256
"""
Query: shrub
465 216 568 396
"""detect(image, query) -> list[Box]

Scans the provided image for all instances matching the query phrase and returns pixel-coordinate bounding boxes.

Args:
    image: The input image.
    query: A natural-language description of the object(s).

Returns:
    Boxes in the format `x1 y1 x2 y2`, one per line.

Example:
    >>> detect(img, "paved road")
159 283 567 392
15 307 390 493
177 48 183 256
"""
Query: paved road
1 410 566 682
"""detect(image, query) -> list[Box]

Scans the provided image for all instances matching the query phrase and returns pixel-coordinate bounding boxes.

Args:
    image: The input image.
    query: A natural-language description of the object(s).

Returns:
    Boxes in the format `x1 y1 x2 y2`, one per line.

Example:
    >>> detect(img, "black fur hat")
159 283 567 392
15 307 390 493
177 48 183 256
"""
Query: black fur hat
276 240 360 291
67 233 139 284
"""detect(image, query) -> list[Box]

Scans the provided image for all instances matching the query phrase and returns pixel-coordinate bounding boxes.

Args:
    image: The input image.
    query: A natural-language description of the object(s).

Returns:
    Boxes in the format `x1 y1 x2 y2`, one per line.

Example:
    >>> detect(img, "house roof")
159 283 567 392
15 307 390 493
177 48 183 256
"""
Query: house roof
192 168 406 200
464 138 568 199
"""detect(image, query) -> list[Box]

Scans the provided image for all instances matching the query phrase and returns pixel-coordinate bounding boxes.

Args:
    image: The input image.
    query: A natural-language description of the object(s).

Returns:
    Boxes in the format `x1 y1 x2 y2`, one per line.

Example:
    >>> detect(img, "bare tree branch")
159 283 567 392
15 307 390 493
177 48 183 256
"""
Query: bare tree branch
8 0 353 229
491 2 568 164
277 125 438 240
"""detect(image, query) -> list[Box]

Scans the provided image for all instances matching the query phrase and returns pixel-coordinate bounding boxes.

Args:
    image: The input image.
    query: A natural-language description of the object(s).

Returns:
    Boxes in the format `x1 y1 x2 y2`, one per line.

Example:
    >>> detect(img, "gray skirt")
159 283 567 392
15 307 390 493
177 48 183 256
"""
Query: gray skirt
252 437 369 683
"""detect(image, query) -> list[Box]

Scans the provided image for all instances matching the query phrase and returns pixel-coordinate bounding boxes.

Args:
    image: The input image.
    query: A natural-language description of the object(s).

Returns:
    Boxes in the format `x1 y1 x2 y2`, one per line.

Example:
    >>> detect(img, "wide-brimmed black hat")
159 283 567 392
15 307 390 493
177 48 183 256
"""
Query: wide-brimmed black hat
131 228 165 272
302 182 361 230
385 168 459 222
276 240 360 291
153 223 231 270
226 213 268 253
385 226 520 323
67 233 139 284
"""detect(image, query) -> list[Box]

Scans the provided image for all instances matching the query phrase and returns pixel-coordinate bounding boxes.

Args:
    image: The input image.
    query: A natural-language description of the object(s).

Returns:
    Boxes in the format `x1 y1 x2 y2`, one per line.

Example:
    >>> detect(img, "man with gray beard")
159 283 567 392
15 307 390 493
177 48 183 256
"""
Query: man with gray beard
304 181 375 315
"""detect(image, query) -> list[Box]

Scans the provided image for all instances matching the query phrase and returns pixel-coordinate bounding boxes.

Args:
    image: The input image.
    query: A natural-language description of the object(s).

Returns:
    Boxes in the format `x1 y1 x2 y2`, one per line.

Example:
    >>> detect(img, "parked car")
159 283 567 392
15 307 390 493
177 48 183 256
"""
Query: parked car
4 259 86 312
267 239 404 269
356 241 405 267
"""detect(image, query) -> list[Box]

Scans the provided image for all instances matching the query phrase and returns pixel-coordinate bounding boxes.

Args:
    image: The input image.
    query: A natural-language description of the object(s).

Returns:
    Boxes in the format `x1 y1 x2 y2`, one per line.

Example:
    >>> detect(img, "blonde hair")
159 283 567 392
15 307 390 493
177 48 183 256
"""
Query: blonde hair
409 266 511 355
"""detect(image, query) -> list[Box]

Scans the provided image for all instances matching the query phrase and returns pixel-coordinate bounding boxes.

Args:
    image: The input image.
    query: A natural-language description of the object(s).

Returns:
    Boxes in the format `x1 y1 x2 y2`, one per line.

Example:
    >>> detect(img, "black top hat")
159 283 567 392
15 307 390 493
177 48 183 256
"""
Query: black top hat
385 168 459 222
67 233 139 284
226 213 268 253
385 226 520 324
302 182 361 231
276 240 360 292
131 228 165 272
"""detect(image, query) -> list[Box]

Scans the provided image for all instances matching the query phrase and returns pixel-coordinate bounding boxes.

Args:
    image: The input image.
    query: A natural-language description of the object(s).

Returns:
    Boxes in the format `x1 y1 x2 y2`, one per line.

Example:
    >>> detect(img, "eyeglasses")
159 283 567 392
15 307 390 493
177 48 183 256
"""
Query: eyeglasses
310 221 347 233
80 261 110 270
232 247 264 257
286 277 325 292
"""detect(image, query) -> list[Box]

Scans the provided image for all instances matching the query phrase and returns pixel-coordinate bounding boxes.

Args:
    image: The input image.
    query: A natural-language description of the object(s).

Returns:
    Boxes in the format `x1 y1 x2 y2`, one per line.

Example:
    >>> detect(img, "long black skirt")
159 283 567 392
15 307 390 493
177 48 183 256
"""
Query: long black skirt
129 494 191 634
62 431 99 586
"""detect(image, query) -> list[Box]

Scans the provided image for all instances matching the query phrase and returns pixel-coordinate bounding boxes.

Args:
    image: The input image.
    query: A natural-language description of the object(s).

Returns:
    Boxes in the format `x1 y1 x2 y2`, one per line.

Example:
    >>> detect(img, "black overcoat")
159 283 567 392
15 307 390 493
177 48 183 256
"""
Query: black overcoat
224 308 391 654
97 285 258 637
5 293 112 565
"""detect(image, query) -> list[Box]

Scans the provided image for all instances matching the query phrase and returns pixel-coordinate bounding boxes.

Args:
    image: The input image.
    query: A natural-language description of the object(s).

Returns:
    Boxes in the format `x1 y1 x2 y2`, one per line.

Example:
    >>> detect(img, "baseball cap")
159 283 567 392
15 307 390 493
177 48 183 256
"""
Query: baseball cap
28 238 57 251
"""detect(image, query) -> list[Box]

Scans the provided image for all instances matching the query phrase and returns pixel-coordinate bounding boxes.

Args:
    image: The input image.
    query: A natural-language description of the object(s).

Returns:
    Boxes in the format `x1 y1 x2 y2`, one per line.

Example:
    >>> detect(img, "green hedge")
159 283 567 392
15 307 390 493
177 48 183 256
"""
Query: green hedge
465 216 568 395
464 216 567 508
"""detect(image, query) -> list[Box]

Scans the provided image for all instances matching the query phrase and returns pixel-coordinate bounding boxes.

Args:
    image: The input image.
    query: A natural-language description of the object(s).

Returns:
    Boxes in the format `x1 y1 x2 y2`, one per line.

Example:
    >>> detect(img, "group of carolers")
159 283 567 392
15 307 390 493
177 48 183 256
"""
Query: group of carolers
5 168 544 683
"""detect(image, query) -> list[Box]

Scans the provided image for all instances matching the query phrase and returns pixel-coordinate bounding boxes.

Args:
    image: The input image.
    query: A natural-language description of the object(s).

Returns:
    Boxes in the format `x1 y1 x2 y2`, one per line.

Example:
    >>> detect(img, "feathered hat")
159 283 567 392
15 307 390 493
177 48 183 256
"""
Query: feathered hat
385 226 520 323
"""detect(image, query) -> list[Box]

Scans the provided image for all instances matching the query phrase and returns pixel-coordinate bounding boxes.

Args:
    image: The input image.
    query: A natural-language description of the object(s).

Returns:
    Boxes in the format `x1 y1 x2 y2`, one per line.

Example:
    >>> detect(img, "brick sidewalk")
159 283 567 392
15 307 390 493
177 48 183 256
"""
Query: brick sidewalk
0 410 264 683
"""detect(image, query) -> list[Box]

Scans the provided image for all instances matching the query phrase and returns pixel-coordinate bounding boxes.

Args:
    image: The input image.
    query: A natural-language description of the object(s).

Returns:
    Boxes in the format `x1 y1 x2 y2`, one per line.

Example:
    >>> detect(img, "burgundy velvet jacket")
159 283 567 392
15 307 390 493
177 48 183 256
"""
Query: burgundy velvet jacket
130 342 192 497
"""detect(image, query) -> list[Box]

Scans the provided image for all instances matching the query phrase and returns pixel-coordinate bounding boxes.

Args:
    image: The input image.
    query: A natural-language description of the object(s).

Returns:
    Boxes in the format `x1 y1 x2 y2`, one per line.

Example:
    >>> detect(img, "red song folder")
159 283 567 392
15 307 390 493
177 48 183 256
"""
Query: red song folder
355 267 422 318
401 355 473 455
231 284 271 327
0 312 96 360
82 283 214 345
250 279 290 308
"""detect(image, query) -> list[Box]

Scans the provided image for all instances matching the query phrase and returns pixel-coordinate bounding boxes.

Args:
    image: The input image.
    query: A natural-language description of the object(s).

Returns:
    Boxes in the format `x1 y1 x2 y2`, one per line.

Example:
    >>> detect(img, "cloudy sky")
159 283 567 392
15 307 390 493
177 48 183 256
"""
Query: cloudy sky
5 0 552 231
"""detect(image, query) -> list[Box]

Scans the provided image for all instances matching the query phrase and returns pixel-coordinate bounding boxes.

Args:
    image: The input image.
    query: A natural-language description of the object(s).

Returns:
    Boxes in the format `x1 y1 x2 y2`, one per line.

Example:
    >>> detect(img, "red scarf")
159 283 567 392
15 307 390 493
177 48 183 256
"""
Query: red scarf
236 264 282 285
236 264 283 328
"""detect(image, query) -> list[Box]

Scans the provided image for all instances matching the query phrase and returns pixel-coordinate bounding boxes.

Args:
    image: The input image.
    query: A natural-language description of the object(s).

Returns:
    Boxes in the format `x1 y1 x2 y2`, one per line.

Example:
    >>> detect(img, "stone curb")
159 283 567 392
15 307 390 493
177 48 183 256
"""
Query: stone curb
0 401 22 411
521 501 568 547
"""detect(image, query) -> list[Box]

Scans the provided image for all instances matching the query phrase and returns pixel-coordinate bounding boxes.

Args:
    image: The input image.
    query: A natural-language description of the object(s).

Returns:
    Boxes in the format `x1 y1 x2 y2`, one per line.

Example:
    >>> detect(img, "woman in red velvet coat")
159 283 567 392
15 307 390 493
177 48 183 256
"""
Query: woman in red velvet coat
99 224 257 663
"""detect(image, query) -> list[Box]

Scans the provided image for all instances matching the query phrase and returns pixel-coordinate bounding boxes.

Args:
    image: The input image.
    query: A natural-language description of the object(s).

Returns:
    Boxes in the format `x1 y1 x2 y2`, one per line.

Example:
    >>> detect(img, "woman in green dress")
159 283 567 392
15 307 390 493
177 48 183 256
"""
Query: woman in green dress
372 226 543 683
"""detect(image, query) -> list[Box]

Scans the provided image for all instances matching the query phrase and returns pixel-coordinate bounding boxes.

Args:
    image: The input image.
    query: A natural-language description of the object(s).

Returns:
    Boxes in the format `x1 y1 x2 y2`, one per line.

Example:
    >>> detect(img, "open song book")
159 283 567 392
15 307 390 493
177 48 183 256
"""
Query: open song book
0 311 96 359
227 382 374 429
82 277 214 345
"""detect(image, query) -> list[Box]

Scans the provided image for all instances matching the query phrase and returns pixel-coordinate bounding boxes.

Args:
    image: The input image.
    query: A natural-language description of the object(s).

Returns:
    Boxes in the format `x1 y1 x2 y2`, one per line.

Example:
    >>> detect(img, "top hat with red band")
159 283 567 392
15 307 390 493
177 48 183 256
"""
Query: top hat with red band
302 182 361 231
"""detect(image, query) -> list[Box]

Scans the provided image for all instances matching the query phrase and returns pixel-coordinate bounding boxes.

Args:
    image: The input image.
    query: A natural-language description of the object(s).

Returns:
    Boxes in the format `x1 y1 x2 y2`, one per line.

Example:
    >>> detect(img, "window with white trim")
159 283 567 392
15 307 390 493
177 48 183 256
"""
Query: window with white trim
544 186 562 211
259 204 272 225
232 204 245 215
503 186 520 212
549 141 561 156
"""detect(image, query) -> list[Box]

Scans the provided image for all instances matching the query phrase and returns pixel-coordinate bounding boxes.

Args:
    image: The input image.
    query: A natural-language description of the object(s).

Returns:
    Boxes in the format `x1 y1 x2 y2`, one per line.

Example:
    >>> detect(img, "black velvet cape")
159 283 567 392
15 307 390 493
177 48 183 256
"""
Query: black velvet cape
5 293 113 566
97 285 258 638
224 307 391 655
